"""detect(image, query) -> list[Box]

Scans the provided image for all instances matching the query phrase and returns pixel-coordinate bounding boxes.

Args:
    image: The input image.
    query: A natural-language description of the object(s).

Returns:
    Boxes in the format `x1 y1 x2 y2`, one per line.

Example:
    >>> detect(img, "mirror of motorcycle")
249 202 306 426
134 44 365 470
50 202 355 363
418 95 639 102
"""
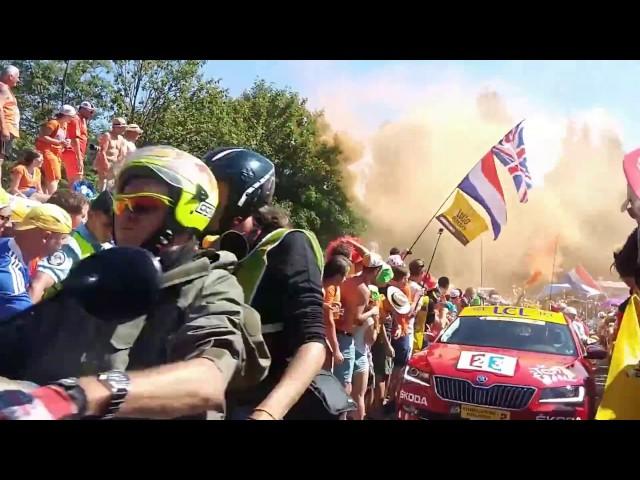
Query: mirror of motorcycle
219 230 249 261
60 247 162 322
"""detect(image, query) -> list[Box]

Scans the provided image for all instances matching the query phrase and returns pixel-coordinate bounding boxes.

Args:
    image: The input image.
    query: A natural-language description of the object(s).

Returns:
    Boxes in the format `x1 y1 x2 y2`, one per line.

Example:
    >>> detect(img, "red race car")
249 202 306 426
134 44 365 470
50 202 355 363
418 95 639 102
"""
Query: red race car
397 306 607 420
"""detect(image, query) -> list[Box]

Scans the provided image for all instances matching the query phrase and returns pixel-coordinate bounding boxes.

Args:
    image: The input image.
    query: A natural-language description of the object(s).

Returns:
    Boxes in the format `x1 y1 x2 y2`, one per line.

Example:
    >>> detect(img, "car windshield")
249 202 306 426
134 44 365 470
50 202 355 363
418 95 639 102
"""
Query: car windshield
439 316 577 356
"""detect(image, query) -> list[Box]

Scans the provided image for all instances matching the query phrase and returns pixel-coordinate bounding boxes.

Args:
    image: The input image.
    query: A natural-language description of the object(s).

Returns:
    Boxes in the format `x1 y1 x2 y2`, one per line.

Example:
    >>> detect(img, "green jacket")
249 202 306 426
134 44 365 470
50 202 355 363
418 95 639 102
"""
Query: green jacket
106 251 267 395
235 228 324 307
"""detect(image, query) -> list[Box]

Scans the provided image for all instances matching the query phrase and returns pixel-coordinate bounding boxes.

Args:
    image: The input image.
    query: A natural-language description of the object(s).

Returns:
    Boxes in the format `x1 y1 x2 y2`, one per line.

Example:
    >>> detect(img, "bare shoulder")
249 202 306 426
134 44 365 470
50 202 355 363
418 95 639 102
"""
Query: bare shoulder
356 281 371 302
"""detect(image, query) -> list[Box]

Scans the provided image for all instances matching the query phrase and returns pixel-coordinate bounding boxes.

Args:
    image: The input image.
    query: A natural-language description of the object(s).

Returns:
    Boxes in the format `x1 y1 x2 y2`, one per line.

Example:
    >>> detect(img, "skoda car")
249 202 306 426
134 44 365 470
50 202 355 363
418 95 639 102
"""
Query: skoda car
397 306 607 420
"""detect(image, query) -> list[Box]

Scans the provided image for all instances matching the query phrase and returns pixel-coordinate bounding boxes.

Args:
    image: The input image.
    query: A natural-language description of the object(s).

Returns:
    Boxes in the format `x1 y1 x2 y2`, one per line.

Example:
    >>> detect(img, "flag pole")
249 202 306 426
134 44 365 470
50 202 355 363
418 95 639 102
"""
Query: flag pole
404 189 457 258
425 228 445 276
480 237 484 288
548 235 560 308
403 118 525 258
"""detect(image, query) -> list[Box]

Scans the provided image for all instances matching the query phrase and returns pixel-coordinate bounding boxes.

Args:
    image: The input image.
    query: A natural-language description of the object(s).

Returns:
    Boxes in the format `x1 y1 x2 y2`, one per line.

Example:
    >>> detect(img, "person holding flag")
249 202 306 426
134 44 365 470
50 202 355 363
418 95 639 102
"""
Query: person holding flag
596 247 640 420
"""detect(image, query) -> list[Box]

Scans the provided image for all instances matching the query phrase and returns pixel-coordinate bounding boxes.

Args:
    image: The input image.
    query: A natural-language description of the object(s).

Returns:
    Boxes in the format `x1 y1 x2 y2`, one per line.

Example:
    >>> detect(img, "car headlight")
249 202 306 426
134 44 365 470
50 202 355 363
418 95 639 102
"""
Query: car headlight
539 385 585 403
405 367 431 386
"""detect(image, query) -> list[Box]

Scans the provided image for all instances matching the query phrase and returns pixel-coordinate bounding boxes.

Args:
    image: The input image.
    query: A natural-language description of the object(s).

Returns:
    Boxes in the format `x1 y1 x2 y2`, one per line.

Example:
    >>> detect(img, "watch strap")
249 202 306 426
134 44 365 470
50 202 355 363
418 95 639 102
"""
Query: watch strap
97 371 130 419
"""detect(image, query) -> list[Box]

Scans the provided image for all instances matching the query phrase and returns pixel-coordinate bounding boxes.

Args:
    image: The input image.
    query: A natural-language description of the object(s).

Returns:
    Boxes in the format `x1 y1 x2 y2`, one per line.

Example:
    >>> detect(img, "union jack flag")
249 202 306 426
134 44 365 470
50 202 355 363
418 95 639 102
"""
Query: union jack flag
491 120 532 203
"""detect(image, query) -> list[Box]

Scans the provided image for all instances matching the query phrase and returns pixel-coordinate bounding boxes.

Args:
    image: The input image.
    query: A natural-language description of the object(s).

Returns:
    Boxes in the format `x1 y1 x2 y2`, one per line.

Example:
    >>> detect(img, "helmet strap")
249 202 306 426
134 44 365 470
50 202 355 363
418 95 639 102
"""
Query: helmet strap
157 237 198 271
140 227 175 258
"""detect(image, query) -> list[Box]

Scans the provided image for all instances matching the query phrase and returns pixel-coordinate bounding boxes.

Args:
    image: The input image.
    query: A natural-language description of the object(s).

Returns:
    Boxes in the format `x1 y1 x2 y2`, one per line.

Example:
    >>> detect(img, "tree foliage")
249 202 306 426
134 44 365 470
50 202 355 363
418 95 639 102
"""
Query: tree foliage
6 60 113 148
109 60 206 135
3 61 365 242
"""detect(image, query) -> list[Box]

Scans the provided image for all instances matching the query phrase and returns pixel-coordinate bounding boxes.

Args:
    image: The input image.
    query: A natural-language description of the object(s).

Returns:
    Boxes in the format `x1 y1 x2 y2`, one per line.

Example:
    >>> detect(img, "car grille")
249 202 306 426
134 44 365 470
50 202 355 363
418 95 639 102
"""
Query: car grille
434 376 536 410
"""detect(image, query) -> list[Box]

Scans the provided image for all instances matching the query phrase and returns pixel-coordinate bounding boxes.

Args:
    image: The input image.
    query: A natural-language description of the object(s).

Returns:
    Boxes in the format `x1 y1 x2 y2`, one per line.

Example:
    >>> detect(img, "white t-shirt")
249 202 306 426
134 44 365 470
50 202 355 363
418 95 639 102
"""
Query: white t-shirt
571 321 588 342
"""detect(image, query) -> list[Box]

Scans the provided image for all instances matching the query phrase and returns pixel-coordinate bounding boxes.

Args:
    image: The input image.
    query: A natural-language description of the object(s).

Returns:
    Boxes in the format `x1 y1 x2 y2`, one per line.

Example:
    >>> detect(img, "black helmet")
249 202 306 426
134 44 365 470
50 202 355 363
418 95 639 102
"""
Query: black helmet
203 147 276 231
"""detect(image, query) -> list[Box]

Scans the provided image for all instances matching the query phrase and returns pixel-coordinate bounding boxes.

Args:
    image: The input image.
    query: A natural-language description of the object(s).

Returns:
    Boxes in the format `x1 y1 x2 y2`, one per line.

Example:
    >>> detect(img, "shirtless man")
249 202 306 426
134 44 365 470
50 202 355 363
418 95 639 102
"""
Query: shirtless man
333 252 382 397
94 117 127 191
0 65 20 183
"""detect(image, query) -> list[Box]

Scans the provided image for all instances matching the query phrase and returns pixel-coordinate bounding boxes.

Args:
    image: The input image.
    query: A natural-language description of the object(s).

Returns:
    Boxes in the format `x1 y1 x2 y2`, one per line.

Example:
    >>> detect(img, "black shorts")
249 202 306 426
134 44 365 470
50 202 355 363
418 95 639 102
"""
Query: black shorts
0 135 14 159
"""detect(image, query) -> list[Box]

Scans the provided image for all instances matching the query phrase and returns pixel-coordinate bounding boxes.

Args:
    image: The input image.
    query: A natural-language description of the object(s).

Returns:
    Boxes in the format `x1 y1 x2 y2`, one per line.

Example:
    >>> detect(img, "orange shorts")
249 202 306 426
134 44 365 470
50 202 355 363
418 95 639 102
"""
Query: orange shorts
61 150 83 181
41 150 62 183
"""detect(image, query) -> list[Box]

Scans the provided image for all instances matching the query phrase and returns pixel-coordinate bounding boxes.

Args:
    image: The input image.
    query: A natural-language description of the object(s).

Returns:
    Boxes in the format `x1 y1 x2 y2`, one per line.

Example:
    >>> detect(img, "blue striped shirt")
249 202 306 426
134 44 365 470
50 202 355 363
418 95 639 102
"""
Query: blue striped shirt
0 238 32 321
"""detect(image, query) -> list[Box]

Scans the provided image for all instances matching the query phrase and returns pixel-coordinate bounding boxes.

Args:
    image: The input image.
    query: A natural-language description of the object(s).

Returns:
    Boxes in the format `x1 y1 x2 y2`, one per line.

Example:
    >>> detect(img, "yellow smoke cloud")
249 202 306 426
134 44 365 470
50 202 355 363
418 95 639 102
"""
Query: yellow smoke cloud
316 81 634 295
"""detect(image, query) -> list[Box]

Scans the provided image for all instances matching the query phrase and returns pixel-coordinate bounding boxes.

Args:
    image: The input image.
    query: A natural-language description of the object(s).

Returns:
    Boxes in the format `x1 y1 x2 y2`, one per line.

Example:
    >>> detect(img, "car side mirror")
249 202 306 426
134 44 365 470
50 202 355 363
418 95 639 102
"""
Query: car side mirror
585 344 607 360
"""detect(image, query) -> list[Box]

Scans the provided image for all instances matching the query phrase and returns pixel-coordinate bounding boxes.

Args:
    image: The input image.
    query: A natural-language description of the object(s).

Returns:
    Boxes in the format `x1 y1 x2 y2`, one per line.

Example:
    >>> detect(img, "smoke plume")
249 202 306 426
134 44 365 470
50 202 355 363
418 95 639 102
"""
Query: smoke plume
327 87 633 295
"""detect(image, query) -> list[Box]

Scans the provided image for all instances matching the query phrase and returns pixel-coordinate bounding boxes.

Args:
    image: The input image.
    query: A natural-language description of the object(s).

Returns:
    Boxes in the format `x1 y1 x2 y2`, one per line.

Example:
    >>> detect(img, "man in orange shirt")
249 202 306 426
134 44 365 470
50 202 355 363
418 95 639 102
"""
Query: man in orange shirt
0 65 20 183
35 105 76 195
61 101 95 184
94 117 127 192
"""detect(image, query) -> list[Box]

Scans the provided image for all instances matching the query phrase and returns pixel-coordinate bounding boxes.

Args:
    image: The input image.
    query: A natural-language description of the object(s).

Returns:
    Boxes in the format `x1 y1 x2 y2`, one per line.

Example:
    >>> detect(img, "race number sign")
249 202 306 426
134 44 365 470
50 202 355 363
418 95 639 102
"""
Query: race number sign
457 351 517 376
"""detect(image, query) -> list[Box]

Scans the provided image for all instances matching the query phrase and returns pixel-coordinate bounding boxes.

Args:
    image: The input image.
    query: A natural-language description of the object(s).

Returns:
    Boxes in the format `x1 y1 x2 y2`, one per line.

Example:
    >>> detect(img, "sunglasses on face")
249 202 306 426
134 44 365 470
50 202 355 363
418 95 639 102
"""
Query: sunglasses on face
0 214 11 223
113 193 173 216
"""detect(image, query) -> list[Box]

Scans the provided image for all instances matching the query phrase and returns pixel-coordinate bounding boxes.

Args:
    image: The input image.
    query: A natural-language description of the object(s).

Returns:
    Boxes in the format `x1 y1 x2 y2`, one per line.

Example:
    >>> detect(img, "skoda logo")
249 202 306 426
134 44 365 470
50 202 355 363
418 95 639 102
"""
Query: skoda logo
476 375 488 384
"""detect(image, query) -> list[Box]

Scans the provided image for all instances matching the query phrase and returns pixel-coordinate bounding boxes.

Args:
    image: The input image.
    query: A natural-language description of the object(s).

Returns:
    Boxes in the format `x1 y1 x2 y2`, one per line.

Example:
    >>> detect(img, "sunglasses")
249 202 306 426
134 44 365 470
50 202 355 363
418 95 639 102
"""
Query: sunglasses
0 214 10 223
113 193 173 216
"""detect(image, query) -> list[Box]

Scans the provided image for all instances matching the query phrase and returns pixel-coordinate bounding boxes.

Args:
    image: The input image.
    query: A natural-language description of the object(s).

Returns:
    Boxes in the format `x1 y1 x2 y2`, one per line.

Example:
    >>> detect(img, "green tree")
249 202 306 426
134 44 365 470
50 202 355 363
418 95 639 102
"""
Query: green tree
142 79 240 154
6 60 113 148
109 60 206 134
231 80 364 243
2 61 365 241
1 60 113 187
144 77 365 242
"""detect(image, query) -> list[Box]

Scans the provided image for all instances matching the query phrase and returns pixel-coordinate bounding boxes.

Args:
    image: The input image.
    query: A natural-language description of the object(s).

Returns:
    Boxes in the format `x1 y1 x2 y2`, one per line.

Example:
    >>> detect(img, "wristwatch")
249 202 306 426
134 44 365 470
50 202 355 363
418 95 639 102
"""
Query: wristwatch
52 377 88 418
97 370 130 419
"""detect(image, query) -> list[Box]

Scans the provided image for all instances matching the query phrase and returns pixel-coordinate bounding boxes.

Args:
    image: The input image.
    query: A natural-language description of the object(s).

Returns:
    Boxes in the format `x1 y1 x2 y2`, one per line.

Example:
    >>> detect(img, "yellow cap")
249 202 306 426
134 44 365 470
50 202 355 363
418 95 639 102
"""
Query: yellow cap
14 204 72 234
0 188 10 209
9 195 39 223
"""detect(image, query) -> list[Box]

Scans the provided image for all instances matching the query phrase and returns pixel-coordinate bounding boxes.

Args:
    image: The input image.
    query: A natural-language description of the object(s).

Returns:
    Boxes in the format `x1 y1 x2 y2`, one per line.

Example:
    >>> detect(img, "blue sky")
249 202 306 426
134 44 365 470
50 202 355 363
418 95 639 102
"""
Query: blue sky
204 60 640 149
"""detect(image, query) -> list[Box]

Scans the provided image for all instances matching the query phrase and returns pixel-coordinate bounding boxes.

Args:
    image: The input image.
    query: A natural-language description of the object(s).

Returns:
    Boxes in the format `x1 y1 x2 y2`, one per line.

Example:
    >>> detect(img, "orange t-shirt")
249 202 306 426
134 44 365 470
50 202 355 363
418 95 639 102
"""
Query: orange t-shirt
324 285 341 305
66 115 88 155
0 82 19 137
12 165 42 192
324 285 341 331
35 120 65 155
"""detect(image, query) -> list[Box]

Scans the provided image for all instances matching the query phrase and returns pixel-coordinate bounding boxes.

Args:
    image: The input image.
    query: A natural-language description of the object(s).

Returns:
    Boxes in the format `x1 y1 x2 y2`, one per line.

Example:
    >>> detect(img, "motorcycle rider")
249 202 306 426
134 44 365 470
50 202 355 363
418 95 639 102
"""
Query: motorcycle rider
203 147 329 420
0 146 260 420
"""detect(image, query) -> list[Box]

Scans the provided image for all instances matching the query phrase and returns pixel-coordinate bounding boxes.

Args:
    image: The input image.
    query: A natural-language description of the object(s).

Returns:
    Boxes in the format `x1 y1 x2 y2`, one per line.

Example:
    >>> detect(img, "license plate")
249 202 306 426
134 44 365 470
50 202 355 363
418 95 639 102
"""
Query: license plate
460 404 511 420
